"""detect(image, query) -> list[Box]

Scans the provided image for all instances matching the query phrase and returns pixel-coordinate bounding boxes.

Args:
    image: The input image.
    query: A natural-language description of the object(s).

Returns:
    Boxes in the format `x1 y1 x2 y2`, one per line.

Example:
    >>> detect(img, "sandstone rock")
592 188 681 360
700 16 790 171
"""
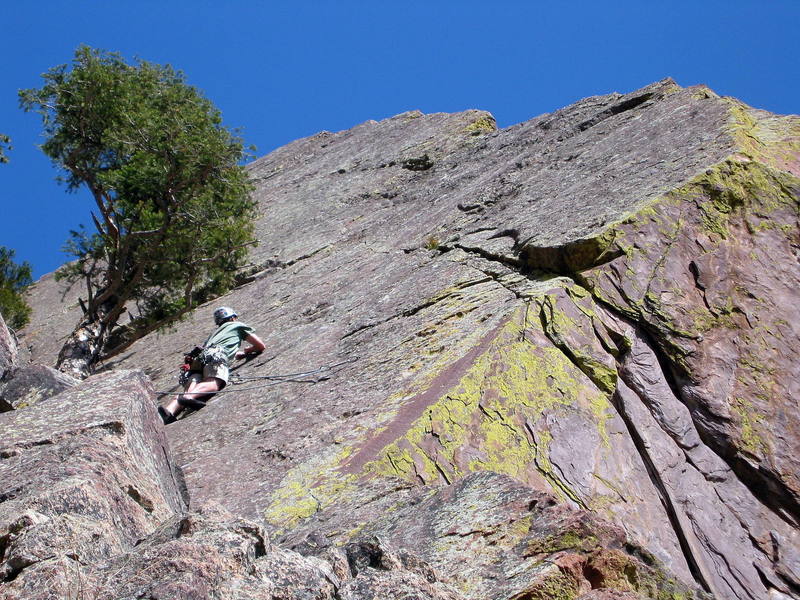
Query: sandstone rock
574 156 800 525
1 506 329 599
338 565 466 600
14 270 84 371
15 81 800 600
578 592 646 600
288 472 700 600
80 505 339 600
613 327 800 598
0 369 186 586
0 313 17 383
2 501 466 600
0 364 78 412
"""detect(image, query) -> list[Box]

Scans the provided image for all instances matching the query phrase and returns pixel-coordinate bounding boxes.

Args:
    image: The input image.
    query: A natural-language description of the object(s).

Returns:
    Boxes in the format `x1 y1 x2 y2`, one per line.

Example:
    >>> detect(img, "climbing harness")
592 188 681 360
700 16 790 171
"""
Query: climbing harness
178 345 229 385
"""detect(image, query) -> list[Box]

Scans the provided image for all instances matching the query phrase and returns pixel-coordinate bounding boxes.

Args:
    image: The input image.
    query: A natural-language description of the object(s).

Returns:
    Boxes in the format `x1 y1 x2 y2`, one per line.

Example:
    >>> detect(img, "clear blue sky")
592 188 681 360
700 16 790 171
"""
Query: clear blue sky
2 1 798 279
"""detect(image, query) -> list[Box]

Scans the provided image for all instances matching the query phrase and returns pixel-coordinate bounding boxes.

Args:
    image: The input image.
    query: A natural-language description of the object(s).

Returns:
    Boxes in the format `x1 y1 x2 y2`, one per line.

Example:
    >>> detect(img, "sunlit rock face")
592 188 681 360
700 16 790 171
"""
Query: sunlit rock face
8 79 800 600
0 313 17 383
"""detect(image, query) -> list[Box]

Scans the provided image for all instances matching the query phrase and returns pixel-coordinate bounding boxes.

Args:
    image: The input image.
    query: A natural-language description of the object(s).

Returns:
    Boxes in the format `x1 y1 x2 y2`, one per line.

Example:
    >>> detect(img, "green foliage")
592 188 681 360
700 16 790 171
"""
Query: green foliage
19 46 256 361
0 247 33 329
0 134 9 163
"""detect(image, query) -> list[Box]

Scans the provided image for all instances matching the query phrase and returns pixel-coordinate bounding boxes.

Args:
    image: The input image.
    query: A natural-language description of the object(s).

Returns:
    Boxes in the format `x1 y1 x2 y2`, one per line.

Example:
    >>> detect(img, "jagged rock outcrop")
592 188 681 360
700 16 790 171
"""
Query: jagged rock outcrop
0 370 185 591
287 471 699 600
10 78 800 599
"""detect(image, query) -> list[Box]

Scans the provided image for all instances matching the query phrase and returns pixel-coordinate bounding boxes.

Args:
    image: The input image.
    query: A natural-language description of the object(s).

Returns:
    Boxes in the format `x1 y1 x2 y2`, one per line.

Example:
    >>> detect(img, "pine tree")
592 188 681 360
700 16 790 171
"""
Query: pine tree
20 46 256 378
0 247 33 330
0 134 10 164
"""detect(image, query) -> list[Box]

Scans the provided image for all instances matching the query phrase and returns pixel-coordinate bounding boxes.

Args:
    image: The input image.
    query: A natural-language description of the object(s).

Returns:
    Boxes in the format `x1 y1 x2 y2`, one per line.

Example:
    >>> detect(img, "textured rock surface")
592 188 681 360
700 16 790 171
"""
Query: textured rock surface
0 313 17 383
16 270 83 372
88 506 340 600
0 364 78 412
0 370 186 588
13 79 800 599
287 472 699 600
1 504 343 600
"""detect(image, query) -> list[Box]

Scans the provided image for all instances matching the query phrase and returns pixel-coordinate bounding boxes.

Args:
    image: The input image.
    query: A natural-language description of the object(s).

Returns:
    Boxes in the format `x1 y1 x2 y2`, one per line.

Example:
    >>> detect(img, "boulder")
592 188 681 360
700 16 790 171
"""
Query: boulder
339 538 466 600
0 369 186 585
287 472 700 600
2 502 467 600
0 364 78 412
84 506 339 600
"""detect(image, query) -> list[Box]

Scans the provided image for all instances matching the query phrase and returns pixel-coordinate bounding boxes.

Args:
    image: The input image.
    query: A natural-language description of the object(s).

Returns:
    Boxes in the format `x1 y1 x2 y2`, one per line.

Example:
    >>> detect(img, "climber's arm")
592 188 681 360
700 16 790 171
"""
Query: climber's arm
236 333 266 359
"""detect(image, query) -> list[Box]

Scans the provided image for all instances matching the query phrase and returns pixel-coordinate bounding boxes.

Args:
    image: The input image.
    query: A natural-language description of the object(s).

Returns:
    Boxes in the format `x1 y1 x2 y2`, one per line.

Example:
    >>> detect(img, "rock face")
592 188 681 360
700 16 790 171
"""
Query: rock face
10 79 800 599
0 370 185 589
0 313 17 383
286 471 699 600
0 364 78 412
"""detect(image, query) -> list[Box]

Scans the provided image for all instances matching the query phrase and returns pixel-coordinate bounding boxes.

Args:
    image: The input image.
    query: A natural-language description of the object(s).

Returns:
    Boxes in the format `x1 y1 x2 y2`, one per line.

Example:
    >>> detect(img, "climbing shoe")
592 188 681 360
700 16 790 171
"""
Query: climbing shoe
177 394 209 410
158 406 176 425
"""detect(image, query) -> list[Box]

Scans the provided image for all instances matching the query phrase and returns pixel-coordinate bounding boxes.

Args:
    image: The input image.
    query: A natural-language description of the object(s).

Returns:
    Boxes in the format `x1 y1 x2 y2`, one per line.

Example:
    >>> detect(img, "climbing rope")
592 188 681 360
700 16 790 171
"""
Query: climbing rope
229 357 357 383
155 356 358 398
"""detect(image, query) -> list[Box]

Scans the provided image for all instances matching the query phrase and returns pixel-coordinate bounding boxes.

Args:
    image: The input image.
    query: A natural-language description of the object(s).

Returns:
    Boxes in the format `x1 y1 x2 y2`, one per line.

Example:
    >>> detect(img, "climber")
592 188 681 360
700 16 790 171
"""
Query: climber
158 306 266 425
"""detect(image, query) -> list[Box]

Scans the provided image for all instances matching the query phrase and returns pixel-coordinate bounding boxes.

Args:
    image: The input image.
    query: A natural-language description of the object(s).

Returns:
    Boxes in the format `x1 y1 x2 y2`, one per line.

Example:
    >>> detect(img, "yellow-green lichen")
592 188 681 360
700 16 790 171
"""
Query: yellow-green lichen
731 396 767 457
690 85 719 100
423 235 441 250
550 155 797 360
725 98 800 172
516 566 581 600
526 529 598 555
508 514 534 538
540 293 618 397
463 115 497 135
363 303 607 503
691 160 798 239
263 445 357 532
566 227 622 271
731 336 777 459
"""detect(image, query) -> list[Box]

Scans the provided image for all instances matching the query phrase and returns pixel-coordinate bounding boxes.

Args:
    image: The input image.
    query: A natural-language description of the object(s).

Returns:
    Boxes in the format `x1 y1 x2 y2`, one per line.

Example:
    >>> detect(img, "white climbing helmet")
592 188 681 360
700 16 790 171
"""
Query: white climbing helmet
213 306 237 326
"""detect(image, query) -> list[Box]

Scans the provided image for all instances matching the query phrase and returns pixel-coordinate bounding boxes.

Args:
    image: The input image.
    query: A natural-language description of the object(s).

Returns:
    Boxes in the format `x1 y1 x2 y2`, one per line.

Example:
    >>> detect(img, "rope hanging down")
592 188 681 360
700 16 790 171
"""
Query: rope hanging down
155 356 358 398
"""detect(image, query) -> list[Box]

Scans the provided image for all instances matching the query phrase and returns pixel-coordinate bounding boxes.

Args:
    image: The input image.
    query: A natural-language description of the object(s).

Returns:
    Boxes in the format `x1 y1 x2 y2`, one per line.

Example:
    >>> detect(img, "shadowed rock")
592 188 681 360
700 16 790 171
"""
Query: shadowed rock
0 364 78 412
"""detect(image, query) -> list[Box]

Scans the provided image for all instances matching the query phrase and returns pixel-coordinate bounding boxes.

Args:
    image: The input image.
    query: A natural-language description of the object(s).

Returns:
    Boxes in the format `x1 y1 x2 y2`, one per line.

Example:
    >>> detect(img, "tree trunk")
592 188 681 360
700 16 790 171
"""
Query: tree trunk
55 320 107 379
55 299 116 380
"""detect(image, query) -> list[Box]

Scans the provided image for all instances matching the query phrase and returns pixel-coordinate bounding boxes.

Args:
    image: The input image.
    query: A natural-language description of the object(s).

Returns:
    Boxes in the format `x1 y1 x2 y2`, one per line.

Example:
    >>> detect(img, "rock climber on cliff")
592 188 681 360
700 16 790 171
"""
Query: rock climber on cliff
158 306 265 425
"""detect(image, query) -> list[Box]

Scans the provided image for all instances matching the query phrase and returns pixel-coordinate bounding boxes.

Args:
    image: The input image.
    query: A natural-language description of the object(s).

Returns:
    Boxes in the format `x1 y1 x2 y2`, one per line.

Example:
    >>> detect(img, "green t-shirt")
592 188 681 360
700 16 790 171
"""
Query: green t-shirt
204 321 255 364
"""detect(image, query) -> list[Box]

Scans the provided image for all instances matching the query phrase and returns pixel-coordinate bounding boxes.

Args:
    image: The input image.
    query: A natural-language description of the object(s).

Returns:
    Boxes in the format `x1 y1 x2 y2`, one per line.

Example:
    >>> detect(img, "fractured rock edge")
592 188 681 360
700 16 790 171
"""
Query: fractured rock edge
457 147 800 598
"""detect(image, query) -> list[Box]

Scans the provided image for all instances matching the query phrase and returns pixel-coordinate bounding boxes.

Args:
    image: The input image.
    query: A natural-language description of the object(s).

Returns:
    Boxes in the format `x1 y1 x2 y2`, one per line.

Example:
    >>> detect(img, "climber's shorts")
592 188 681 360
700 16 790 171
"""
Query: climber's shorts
186 363 229 387
188 346 230 386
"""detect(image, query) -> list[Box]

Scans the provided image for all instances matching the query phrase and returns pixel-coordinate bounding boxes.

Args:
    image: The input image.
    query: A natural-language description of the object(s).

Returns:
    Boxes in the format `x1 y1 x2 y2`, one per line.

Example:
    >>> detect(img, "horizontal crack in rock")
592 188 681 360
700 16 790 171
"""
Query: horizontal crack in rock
577 92 656 132
340 277 492 340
